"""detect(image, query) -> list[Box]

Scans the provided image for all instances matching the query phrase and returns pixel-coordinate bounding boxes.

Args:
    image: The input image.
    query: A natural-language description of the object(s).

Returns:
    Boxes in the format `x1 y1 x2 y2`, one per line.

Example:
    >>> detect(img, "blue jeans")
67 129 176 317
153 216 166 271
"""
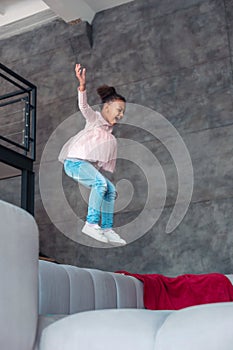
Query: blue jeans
64 159 116 229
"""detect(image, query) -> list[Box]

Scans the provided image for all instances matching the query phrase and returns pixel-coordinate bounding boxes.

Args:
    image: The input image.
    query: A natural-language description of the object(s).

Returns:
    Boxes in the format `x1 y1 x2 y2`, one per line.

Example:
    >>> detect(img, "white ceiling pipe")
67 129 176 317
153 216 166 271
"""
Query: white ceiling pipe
43 0 95 23
0 5 5 16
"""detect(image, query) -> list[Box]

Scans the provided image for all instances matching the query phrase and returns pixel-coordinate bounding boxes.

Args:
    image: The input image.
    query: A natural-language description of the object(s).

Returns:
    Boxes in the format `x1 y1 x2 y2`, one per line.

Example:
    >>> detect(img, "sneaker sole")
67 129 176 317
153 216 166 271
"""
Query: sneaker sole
108 240 127 246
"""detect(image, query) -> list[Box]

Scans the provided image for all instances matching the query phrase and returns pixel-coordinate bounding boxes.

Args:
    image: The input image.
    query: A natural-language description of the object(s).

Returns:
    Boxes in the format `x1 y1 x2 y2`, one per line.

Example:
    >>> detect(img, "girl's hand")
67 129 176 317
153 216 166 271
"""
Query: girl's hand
75 63 86 91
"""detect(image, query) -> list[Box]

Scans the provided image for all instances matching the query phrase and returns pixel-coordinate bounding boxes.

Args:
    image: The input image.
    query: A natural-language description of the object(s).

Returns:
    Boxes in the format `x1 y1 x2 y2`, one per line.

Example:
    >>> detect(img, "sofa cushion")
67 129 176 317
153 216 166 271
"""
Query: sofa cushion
39 309 172 350
39 261 144 315
155 302 233 350
34 315 68 350
109 272 142 308
39 261 70 314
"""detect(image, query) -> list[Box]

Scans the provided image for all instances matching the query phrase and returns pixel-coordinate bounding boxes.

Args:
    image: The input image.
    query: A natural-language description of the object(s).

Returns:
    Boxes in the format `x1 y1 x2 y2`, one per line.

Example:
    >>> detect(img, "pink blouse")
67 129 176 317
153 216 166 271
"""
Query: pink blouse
58 90 117 173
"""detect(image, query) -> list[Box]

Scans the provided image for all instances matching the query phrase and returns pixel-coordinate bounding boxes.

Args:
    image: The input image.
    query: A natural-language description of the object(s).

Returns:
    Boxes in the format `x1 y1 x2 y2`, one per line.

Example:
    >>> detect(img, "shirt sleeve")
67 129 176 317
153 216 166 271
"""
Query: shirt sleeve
78 89 97 123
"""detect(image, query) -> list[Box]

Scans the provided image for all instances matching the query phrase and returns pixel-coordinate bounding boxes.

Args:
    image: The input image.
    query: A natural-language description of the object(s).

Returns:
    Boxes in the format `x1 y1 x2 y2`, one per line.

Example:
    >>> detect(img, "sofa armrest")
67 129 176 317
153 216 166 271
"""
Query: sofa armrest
0 200 39 350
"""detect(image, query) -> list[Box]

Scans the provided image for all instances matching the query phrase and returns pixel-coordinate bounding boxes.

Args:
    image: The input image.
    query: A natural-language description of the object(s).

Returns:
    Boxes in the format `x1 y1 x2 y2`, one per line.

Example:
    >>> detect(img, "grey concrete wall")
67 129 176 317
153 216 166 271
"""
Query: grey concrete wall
0 0 233 274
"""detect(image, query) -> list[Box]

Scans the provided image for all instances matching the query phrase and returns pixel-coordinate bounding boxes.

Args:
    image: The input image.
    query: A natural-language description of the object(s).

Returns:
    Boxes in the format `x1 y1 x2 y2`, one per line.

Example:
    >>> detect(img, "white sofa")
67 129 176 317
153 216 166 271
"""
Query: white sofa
1 199 233 350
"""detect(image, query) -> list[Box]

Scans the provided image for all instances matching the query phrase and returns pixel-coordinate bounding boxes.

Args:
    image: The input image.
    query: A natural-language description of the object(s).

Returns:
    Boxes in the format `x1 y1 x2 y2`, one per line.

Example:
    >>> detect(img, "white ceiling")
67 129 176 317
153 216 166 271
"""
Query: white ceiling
0 0 134 26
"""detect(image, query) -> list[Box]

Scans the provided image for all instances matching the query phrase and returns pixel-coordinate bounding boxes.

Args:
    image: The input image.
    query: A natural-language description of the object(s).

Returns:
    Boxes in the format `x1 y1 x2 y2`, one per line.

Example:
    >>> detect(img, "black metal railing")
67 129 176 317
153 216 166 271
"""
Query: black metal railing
0 63 37 214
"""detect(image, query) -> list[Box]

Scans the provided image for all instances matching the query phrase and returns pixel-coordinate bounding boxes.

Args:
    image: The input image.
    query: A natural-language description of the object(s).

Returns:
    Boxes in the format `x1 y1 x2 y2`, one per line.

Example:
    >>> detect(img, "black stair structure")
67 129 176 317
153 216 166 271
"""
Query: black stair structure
0 63 36 215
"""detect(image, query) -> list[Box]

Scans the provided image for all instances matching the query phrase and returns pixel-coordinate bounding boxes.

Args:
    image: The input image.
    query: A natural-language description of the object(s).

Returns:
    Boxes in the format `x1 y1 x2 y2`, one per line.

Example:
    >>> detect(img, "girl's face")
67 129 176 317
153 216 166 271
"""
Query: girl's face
102 99 126 126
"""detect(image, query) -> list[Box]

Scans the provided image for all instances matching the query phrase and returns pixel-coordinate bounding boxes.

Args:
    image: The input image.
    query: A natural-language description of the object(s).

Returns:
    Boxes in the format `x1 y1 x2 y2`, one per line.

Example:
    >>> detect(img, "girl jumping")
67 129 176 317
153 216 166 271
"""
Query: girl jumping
59 64 126 245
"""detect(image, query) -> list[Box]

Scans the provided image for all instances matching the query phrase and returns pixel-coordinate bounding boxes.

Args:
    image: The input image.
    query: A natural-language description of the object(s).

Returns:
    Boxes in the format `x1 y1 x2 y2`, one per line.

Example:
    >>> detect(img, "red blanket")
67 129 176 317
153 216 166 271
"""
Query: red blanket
117 271 233 310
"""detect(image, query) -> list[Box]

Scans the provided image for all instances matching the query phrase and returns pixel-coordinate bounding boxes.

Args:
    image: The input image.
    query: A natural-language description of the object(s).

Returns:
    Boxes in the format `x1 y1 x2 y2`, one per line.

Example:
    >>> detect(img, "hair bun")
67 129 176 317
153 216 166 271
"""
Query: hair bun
97 85 116 101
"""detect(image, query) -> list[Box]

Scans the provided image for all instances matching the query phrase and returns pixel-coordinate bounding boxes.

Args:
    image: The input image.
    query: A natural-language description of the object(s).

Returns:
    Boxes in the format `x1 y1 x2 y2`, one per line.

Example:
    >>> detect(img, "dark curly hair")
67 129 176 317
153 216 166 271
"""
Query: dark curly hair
97 85 126 104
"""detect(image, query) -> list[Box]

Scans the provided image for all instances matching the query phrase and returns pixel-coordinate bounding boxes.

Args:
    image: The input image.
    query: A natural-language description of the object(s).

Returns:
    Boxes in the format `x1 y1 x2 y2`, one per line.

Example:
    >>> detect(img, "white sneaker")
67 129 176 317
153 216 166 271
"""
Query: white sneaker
82 222 108 243
103 229 126 245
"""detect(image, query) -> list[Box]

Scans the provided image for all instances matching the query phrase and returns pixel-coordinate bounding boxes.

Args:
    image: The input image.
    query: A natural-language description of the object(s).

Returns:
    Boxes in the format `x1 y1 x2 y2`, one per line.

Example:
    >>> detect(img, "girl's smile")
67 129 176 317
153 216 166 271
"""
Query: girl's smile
102 100 126 125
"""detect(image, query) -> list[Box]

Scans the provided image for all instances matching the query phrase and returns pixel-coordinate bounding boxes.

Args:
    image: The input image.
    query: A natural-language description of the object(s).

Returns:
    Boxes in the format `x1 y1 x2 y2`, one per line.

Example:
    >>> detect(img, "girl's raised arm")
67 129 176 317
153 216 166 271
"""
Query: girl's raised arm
75 63 86 91
75 63 96 122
